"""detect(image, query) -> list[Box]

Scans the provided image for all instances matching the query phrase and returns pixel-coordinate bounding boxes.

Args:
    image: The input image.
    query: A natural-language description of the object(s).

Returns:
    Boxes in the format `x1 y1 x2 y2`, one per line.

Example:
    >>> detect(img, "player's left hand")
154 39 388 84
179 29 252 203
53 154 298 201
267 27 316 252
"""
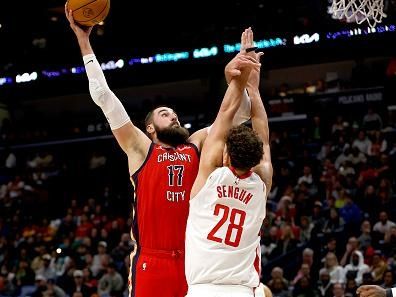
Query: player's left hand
225 27 262 83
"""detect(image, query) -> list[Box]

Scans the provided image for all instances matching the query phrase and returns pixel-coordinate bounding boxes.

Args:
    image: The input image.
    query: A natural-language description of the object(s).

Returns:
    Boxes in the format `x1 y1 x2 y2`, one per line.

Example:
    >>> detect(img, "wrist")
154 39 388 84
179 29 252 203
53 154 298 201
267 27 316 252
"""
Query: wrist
247 88 260 97
78 37 91 49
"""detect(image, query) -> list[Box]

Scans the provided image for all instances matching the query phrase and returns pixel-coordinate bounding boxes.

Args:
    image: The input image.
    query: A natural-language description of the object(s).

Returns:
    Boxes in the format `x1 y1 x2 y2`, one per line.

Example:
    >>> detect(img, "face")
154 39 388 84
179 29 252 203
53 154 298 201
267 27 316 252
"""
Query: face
384 272 393 284
348 237 358 249
380 212 387 223
326 253 337 266
320 272 330 283
362 221 371 232
333 284 344 297
148 107 190 146
326 240 335 251
301 264 310 275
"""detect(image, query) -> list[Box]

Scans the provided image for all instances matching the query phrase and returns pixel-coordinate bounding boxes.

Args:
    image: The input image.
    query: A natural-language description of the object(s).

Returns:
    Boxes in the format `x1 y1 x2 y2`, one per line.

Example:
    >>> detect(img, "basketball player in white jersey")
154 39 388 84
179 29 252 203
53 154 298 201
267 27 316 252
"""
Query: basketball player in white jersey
185 28 273 297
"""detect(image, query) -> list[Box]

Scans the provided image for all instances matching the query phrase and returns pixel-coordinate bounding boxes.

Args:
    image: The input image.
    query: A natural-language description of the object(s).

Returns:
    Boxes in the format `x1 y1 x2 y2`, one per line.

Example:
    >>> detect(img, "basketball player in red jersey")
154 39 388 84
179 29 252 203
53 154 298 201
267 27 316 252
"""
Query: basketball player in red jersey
66 6 260 297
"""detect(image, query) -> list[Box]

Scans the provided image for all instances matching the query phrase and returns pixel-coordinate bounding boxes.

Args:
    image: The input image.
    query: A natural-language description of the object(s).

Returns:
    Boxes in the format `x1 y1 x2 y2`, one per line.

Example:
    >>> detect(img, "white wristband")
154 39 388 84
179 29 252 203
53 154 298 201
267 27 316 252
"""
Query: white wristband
82 54 130 130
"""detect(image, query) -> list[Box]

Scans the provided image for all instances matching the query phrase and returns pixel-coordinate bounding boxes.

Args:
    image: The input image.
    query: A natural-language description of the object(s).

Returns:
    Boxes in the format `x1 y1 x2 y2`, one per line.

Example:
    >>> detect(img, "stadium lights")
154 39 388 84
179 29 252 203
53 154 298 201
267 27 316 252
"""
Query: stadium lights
193 46 218 59
155 52 189 63
42 70 61 78
101 59 125 71
224 37 286 54
0 24 395 88
326 24 395 39
293 33 320 45
16 72 38 83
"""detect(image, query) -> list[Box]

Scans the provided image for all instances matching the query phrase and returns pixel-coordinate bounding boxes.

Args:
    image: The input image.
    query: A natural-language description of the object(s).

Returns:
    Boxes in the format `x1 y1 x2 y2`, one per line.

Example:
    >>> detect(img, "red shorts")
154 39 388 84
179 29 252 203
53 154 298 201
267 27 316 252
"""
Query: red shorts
129 247 187 297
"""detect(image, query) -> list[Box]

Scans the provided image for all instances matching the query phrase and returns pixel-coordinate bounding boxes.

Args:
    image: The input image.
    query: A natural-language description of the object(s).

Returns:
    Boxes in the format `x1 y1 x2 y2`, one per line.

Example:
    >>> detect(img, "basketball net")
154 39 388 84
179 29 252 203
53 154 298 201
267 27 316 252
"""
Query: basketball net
329 0 386 28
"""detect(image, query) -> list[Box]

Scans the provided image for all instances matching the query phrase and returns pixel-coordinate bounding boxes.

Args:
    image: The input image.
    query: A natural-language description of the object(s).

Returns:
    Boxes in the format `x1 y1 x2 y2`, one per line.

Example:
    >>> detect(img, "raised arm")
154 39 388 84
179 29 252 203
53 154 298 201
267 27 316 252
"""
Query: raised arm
246 36 273 195
188 28 255 151
65 5 151 174
191 30 260 197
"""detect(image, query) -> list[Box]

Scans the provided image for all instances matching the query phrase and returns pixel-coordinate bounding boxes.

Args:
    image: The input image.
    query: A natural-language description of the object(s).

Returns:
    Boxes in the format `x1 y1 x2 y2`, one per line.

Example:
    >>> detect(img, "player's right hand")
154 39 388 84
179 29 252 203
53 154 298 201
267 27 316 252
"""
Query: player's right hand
65 2 93 39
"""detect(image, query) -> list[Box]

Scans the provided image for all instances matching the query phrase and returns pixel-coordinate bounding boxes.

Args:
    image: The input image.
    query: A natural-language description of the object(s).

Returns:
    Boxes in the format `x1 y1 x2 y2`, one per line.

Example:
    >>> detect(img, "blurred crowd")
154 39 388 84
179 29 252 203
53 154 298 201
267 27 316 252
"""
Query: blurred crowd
1 102 396 297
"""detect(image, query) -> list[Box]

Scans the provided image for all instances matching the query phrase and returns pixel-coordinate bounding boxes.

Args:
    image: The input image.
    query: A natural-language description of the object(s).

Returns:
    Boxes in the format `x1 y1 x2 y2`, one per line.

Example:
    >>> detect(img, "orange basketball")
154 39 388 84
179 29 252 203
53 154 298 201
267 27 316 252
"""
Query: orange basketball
67 0 110 27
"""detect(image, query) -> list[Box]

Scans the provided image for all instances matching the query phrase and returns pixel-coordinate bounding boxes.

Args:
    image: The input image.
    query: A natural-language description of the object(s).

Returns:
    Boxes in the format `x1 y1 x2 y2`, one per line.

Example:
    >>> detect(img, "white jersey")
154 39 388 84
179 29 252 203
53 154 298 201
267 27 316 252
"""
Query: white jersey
186 167 266 288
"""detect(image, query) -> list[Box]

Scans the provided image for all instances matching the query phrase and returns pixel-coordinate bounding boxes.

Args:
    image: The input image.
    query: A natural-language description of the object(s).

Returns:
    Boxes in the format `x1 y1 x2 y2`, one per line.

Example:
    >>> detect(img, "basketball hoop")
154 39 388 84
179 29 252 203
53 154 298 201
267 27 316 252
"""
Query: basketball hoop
329 0 387 28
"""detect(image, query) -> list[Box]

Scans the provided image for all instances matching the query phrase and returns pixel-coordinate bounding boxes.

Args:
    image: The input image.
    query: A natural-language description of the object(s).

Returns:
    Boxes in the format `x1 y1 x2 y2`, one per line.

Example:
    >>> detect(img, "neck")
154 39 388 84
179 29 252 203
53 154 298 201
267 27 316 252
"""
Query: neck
229 166 251 178
154 139 177 148
234 167 249 176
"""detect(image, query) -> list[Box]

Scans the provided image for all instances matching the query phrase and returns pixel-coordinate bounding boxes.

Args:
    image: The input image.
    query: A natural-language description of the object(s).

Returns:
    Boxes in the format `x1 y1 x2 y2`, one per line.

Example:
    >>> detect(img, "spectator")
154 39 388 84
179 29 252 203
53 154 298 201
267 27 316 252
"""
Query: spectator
383 225 396 257
381 270 395 289
373 211 396 237
362 108 383 131
269 277 290 297
370 251 388 284
292 276 319 297
44 278 66 297
352 131 371 155
332 283 346 297
345 278 358 297
97 263 123 297
297 165 313 185
268 267 289 290
299 216 314 243
357 220 372 252
292 264 311 286
318 269 333 297
368 131 387 157
322 208 345 235
342 250 370 285
36 254 57 281
323 252 344 284
91 241 110 278
340 237 360 267
339 194 362 229
66 270 93 297
32 275 48 297
15 259 35 287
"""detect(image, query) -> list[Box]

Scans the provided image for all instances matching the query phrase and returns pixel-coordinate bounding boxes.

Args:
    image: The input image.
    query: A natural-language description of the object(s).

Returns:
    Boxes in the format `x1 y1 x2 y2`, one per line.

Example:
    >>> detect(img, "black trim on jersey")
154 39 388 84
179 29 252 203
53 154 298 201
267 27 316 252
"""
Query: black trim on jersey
130 176 140 297
131 142 155 180
130 245 140 297
187 142 200 157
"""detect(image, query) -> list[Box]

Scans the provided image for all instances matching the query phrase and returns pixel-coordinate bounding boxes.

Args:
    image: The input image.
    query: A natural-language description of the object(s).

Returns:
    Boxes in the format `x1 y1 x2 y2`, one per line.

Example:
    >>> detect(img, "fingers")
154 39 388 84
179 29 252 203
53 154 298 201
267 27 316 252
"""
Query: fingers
65 2 76 26
237 58 261 71
246 27 253 47
241 30 247 50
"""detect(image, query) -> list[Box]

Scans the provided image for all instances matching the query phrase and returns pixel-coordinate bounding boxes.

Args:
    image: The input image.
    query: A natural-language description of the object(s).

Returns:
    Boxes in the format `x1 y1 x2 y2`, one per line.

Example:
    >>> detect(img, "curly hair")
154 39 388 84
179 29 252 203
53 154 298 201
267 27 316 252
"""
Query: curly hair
225 125 263 171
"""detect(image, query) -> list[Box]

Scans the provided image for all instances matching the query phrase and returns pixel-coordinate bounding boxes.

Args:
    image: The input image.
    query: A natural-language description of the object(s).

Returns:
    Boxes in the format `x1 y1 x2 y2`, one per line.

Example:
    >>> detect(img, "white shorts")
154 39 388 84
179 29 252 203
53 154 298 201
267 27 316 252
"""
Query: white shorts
186 284 254 297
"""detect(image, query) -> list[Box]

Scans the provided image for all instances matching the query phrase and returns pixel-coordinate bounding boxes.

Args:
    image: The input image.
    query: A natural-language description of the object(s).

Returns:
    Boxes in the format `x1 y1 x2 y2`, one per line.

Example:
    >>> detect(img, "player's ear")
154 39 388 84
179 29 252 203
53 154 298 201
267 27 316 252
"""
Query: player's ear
146 123 155 135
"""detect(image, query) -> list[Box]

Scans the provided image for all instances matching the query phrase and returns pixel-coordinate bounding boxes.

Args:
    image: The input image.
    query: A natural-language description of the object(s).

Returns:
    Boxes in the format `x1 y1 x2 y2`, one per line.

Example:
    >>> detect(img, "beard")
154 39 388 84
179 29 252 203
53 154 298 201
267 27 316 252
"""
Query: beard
155 123 190 147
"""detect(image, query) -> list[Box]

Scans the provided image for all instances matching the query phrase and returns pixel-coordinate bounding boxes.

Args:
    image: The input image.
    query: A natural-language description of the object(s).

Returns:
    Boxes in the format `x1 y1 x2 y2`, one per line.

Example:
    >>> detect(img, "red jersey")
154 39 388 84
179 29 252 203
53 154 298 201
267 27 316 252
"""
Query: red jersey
131 143 199 251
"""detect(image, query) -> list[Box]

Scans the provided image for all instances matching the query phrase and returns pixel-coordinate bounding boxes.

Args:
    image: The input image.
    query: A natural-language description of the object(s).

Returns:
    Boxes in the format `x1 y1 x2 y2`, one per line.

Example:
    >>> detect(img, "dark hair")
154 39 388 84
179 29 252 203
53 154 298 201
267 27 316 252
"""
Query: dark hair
226 125 263 171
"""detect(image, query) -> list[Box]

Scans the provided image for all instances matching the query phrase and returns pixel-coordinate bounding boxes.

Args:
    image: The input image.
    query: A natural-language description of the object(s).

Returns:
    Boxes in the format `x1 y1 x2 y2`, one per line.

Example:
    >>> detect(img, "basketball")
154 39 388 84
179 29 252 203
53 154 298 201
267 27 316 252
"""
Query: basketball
67 0 110 27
